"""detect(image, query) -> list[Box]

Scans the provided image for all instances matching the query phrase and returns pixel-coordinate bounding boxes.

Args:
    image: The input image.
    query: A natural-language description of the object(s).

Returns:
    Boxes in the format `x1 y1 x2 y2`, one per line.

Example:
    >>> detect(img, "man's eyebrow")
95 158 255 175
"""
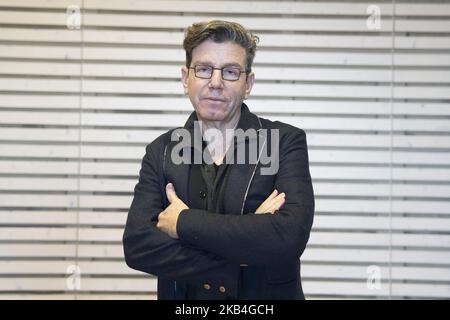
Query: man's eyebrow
193 61 244 68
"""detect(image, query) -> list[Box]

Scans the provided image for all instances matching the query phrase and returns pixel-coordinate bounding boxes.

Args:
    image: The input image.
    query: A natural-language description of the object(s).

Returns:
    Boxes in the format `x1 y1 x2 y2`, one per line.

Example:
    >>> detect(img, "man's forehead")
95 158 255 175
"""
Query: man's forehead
191 40 247 66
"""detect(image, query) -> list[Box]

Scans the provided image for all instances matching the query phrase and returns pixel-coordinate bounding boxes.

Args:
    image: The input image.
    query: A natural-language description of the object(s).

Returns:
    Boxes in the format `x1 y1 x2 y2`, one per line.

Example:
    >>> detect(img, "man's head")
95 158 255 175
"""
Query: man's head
181 20 259 125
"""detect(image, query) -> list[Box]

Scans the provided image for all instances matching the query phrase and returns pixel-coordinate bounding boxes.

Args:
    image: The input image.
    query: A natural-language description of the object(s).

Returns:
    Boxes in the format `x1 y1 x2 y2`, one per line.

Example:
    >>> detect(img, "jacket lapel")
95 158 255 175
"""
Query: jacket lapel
223 104 265 215
163 111 199 204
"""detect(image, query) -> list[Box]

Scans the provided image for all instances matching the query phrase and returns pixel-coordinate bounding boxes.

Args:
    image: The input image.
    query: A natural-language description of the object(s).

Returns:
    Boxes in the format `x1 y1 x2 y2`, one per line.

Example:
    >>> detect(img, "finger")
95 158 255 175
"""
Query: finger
255 190 281 214
266 194 286 214
266 189 278 200
274 194 286 211
166 183 178 204
257 190 278 212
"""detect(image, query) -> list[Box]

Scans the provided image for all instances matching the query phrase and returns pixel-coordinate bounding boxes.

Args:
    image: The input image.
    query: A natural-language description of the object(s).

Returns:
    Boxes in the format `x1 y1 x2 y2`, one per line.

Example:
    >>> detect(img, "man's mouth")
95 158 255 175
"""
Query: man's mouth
204 97 226 102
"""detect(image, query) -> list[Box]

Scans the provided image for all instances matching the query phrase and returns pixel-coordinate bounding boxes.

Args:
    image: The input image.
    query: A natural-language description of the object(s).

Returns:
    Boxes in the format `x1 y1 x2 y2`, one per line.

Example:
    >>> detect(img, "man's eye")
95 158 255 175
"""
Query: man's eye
197 66 210 73
224 68 239 76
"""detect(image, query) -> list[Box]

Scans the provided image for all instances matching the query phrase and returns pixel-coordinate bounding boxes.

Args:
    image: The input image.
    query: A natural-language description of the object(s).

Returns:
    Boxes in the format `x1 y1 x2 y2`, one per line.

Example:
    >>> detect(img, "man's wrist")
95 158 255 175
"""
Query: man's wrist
176 208 190 240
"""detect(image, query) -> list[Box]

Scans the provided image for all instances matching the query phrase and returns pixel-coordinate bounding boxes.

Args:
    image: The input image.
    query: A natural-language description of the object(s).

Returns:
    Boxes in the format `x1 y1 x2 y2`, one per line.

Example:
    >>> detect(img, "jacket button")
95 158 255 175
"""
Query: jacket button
199 191 206 199
218 286 226 293
203 283 211 290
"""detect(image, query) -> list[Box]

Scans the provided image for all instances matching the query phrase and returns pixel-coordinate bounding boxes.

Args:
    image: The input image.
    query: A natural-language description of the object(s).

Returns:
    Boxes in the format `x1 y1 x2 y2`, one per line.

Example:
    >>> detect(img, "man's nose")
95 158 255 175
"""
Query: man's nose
208 69 224 89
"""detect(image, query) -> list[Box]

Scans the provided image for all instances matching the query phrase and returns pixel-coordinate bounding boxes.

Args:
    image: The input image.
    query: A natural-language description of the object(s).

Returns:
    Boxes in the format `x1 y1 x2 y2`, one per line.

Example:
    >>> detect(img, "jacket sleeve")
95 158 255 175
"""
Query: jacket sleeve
123 137 238 284
176 128 315 266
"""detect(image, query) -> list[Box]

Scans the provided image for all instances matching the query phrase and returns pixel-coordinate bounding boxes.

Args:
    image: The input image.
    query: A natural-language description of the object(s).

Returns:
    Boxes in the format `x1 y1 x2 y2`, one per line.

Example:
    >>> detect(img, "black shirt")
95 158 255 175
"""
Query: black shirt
185 140 233 299
188 140 231 215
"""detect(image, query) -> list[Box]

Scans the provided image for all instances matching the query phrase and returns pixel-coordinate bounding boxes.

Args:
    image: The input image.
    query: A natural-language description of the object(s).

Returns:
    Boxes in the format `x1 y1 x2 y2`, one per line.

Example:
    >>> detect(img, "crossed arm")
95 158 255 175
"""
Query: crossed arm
156 183 286 239
123 128 314 281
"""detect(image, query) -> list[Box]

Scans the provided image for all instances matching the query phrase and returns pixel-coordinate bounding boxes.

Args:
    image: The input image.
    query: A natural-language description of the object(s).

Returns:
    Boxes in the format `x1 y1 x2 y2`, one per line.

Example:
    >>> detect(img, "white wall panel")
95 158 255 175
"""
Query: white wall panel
0 0 449 300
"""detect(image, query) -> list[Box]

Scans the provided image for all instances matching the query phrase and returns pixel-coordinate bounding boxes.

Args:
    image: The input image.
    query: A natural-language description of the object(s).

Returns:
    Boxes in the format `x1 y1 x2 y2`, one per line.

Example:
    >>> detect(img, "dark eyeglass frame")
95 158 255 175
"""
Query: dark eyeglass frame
189 65 248 81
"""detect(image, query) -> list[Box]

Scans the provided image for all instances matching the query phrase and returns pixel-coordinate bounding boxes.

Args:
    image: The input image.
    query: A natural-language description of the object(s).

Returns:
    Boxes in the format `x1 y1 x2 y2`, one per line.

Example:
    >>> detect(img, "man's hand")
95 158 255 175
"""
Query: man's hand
156 183 188 239
255 189 286 214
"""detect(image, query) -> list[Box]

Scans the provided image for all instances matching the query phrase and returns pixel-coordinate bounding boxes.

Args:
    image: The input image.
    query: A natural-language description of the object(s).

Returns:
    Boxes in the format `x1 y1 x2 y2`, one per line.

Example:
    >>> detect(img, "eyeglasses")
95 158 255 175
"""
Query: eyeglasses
189 65 247 81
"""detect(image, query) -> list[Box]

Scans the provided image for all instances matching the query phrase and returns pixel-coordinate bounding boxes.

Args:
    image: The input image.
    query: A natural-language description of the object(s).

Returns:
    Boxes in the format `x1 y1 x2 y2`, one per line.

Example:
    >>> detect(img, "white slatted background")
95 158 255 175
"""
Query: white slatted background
0 0 449 300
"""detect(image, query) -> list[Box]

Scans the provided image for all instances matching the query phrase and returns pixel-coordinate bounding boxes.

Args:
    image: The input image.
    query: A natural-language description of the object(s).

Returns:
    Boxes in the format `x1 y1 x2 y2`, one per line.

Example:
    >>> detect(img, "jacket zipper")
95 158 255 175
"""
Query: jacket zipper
240 120 266 215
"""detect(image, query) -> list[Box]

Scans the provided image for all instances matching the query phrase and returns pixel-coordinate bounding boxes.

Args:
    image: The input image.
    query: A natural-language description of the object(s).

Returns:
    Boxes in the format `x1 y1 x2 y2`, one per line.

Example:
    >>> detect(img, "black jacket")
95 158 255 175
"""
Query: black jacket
123 104 315 299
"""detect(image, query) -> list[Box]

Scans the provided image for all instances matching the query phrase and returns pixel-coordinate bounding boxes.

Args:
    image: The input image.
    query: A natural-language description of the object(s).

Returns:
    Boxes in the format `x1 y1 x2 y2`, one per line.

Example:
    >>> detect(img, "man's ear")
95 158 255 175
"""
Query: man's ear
181 66 189 95
244 71 255 100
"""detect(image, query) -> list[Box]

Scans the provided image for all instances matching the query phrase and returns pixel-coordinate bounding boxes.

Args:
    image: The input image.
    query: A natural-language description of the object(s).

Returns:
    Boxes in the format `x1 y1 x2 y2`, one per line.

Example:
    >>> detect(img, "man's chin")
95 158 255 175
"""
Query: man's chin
196 106 226 121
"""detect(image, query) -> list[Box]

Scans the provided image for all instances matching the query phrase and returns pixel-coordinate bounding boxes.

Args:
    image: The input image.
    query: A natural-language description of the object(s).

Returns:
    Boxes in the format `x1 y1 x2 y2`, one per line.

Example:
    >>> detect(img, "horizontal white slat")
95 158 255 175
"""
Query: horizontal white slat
302 265 450 282
312 166 450 182
0 177 135 193
0 160 81 175
0 210 127 226
0 0 390 16
303 281 389 297
313 216 450 232
0 0 82 9
3 44 450 68
310 150 450 165
0 128 80 142
0 144 79 158
0 194 80 208
0 227 123 241
3 10 449 33
0 111 80 126
0 277 156 292
2 61 449 84
315 183 450 199
311 134 450 149
0 244 123 258
310 232 450 249
0 260 142 276
0 178 79 191
304 281 450 298
0 194 132 208
2 27 450 49
2 1 449 17
303 248 450 265
391 283 450 298
318 199 450 215
0 127 164 144
0 94 80 109
86 15 450 33
0 11 395 32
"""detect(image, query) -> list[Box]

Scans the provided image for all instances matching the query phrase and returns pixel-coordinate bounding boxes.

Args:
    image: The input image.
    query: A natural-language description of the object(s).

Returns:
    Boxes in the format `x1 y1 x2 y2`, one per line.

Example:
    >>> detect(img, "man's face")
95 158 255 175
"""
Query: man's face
181 39 255 124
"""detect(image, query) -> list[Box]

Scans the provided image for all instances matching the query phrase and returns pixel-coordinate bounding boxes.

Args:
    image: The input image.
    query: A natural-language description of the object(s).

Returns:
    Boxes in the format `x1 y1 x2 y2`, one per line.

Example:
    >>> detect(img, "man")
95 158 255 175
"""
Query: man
123 20 314 300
